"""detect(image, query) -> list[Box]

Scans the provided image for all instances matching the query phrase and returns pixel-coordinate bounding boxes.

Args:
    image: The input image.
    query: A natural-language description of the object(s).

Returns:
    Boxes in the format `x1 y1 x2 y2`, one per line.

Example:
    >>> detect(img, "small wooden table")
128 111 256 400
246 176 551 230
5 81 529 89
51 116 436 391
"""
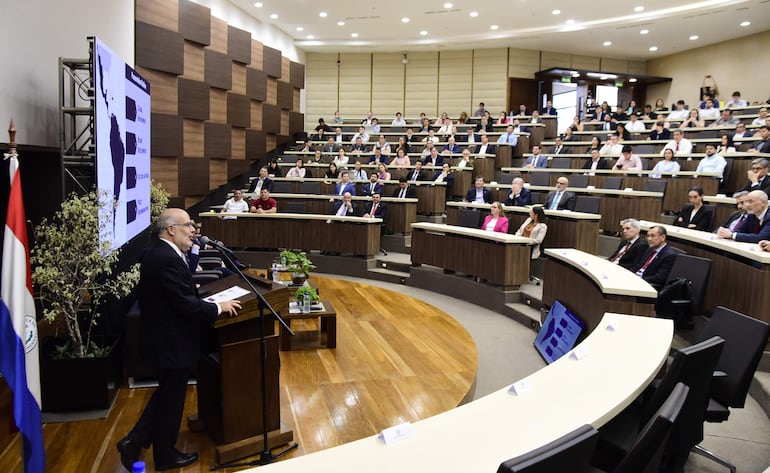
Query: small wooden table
280 300 337 351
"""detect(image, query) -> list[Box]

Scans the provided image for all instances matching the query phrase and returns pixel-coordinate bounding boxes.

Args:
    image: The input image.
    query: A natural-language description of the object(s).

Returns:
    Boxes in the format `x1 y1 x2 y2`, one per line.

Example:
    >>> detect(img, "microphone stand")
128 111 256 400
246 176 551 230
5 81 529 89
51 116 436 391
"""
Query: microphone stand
206 241 299 469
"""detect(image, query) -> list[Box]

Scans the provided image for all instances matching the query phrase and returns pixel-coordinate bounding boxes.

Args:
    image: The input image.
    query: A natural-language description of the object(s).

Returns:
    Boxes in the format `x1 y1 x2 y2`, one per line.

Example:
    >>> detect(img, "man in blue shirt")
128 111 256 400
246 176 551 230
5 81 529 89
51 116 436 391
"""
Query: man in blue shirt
497 124 518 147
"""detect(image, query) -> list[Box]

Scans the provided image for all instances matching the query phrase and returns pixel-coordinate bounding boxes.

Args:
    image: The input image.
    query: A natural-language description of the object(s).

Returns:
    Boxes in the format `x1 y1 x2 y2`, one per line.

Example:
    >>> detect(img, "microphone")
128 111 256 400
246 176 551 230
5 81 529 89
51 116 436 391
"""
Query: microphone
199 235 229 252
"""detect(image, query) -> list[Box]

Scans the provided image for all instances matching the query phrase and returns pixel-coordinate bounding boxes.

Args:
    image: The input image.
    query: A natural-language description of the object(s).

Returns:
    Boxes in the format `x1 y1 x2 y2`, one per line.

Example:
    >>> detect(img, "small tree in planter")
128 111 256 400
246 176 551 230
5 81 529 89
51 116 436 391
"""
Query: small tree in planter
280 250 316 284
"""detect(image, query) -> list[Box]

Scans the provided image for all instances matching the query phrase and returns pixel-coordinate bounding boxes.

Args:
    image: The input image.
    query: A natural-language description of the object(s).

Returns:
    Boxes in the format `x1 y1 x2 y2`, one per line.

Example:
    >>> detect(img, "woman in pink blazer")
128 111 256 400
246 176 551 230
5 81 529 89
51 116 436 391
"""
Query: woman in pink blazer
481 201 509 233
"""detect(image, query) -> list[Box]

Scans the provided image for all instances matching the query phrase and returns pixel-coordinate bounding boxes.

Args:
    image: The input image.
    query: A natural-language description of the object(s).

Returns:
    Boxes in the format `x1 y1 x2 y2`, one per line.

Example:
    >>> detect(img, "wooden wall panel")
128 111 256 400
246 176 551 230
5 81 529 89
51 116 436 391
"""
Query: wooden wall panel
262 104 281 134
541 51 571 70
178 0 210 45
246 130 266 157
266 78 278 104
178 78 209 120
304 53 337 129
289 111 304 135
151 157 179 196
135 67 178 115
438 50 473 118
277 81 294 110
183 41 205 81
179 158 210 195
601 58 631 73
232 63 247 95
404 52 438 118
231 128 246 160
209 89 227 123
250 39 264 69
246 68 267 101
281 111 289 136
281 57 291 81
151 113 182 157
209 16 228 54
472 48 508 116
135 21 184 75
371 53 404 118
136 0 178 31
228 25 252 65
263 46 282 78
209 159 227 189
339 53 372 119
266 135 277 151
204 49 232 90
228 159 251 179
250 102 263 129
290 61 305 89
204 122 231 159
629 61 647 75
571 55 601 71
183 119 204 157
227 93 250 128
508 47 540 79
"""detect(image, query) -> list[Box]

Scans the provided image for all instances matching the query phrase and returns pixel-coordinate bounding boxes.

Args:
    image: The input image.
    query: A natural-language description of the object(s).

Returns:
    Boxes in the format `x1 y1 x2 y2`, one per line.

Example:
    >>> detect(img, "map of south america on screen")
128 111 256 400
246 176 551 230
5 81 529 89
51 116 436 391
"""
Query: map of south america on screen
94 38 151 251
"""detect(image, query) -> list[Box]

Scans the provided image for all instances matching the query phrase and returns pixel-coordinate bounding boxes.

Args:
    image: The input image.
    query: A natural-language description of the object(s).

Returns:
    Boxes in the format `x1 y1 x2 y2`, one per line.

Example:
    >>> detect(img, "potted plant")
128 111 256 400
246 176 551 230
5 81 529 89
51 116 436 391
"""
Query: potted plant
280 250 316 284
295 285 319 304
31 191 140 411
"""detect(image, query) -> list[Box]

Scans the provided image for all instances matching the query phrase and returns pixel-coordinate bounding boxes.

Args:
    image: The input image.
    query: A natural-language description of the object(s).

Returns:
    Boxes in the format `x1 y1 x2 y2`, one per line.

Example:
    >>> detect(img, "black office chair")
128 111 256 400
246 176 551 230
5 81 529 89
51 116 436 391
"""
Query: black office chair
457 208 481 228
718 159 733 193
643 180 667 194
272 181 293 193
639 158 650 171
498 424 599 473
529 172 552 187
549 157 571 169
602 176 623 190
284 201 306 214
590 382 689 473
597 336 724 473
690 306 770 473
300 181 321 194
568 174 589 188
655 254 711 330
635 144 655 155
574 195 601 214
498 173 517 185
698 129 719 139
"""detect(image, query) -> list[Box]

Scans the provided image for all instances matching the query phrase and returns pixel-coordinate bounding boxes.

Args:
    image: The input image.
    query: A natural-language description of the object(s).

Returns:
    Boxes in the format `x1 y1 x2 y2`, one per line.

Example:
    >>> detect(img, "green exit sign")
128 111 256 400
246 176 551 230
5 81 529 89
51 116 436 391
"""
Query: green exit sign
615 80 624 87
561 76 571 83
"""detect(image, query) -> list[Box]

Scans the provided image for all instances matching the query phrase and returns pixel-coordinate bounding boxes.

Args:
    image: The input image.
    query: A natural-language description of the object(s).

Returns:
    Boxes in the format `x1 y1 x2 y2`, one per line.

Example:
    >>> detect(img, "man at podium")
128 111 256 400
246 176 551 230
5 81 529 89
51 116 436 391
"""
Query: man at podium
117 209 241 472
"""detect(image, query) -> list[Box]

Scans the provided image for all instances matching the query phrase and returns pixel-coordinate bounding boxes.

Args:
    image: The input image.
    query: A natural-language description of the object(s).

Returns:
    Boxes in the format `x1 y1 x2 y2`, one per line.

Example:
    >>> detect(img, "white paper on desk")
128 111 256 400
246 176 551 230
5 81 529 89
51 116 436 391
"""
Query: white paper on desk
204 285 250 303
379 422 412 445
508 378 532 395
570 345 589 360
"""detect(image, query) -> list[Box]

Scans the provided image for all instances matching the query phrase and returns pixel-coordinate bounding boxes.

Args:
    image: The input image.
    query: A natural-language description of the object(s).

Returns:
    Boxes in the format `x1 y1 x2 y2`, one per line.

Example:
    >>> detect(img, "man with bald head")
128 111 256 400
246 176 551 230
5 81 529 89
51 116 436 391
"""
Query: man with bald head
716 190 770 243
117 209 240 471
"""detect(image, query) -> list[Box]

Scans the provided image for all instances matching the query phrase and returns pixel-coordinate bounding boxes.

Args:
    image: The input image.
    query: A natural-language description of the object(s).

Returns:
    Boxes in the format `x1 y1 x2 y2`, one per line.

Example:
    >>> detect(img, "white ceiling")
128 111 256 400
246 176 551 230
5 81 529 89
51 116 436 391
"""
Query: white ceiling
230 0 769 60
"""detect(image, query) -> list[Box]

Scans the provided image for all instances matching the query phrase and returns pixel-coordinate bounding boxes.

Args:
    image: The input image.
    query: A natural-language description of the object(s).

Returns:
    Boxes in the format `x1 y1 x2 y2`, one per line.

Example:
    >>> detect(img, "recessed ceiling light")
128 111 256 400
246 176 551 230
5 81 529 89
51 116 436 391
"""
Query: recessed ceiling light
319 11 327 18
296 26 304 31
351 32 358 38
253 2 263 7
270 13 278 19
469 11 479 17
401 17 410 23
552 9 561 15
649 46 658 51
634 6 644 12
337 21 345 26
420 30 428 36
629 78 638 83
444 2 453 8
689 35 699 40
490 24 499 30
640 29 649 35
603 41 612 46
566 19 575 25
740 21 751 27
307 35 314 39
571 71 580 77
600 75 608 80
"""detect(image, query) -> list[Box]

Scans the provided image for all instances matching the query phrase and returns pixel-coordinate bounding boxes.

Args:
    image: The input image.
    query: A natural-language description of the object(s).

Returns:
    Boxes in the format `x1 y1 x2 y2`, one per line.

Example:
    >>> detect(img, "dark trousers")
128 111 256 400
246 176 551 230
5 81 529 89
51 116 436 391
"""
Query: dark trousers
130 368 189 463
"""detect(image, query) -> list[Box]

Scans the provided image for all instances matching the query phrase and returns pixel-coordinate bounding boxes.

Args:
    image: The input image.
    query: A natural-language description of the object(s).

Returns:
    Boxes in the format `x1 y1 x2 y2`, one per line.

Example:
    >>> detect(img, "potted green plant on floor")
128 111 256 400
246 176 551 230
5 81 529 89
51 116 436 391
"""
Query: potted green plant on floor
31 191 140 411
280 250 316 285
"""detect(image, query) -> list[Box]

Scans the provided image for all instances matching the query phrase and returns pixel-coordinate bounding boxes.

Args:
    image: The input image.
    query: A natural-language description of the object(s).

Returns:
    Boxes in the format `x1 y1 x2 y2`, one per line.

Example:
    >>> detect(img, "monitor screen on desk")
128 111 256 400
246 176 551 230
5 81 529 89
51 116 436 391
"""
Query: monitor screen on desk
534 300 585 364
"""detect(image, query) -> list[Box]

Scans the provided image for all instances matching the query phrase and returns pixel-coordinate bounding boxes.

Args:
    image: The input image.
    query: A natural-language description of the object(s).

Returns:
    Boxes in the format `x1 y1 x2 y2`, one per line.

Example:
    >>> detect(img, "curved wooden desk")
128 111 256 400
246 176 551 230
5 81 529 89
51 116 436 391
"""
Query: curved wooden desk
198 212 382 257
410 222 533 290
542 249 658 332
444 201 600 254
251 312 673 473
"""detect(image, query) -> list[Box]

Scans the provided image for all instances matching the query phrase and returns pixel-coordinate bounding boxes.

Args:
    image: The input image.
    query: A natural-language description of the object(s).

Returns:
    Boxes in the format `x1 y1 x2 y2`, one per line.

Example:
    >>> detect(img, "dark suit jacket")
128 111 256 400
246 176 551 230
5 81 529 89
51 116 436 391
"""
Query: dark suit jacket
139 238 218 370
361 182 384 197
475 143 496 155
432 171 455 190
364 201 387 219
248 177 273 193
541 106 558 115
739 175 770 194
582 158 610 170
722 211 746 230
443 143 461 154
504 188 532 206
734 210 770 243
544 190 576 210
465 187 493 204
649 129 672 141
608 237 647 270
551 145 566 155
634 244 677 290
392 186 417 198
674 204 714 231
423 155 445 167
333 200 357 216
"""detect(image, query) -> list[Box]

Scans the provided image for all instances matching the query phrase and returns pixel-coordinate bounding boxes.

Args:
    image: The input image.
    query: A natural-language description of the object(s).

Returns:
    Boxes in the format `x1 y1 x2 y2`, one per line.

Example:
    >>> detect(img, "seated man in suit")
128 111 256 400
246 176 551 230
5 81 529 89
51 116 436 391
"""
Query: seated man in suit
719 190 749 232
363 192 387 220
367 147 388 165
716 189 770 243
393 176 417 198
432 162 455 199
333 192 356 217
739 158 770 194
460 127 478 145
523 144 548 169
466 177 492 204
442 136 461 154
361 172 383 197
504 177 531 207
407 161 427 182
474 133 495 156
582 148 610 175
608 218 647 270
497 124 519 147
423 146 444 167
248 166 273 193
322 137 341 154
551 136 565 155
332 127 347 144
544 176 576 210
249 188 277 214
334 171 356 195
348 136 369 155
541 99 557 116
647 121 671 141
633 225 677 290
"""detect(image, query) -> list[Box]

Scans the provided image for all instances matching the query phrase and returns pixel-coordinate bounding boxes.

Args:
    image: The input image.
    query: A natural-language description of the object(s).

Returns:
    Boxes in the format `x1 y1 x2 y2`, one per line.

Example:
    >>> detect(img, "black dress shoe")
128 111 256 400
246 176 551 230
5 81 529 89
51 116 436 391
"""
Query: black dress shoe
116 437 141 472
155 451 199 471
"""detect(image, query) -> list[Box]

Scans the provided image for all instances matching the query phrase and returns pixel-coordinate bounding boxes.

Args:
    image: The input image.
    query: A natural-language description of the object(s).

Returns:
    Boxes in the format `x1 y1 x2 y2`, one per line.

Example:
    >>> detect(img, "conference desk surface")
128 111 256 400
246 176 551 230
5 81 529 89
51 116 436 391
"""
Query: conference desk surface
444 202 600 254
198 212 382 257
250 313 673 473
542 249 658 333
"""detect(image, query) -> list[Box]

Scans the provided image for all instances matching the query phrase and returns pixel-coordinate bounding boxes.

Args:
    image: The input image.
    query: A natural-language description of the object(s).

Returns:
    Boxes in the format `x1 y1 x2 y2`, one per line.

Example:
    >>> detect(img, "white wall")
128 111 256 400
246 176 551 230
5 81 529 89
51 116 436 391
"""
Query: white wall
0 0 134 147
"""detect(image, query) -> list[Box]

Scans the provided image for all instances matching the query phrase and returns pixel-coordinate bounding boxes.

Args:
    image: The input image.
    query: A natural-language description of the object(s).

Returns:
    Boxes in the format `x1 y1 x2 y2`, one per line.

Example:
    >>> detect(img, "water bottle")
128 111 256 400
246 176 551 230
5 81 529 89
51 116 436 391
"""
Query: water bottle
303 296 311 313
272 264 279 283
280 254 287 268
132 461 146 473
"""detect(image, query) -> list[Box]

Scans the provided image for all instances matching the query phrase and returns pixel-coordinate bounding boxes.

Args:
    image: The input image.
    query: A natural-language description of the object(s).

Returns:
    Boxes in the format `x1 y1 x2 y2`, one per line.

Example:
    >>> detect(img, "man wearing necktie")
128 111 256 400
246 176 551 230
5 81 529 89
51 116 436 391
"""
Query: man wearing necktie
392 177 416 198
496 124 518 147
361 172 383 197
523 145 548 169
633 226 677 290
607 218 647 270
409 161 426 182
545 177 576 211
551 137 564 155
719 191 749 233
334 192 356 216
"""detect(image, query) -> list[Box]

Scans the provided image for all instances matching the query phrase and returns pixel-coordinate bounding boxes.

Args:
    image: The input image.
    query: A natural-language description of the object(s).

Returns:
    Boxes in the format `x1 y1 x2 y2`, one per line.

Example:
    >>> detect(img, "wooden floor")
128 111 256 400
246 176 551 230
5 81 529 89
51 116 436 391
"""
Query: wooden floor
0 276 477 472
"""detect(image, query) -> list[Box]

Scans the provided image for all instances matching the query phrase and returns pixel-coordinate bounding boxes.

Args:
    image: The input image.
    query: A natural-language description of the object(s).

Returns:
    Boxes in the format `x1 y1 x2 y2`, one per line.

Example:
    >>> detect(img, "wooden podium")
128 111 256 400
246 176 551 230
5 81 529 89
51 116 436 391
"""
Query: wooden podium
193 273 294 464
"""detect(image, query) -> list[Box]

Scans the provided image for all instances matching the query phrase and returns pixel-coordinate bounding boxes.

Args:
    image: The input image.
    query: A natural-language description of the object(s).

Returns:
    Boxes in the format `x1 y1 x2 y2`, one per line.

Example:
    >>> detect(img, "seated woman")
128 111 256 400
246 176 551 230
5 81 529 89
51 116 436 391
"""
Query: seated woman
267 158 282 177
324 162 339 180
377 162 391 181
673 185 714 231
515 205 548 259
680 109 705 128
391 148 411 169
615 123 631 141
496 111 511 126
285 159 307 178
717 133 736 155
457 111 469 124
333 149 350 169
571 116 584 132
584 136 601 154
395 135 411 155
650 148 680 178
481 201 509 233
